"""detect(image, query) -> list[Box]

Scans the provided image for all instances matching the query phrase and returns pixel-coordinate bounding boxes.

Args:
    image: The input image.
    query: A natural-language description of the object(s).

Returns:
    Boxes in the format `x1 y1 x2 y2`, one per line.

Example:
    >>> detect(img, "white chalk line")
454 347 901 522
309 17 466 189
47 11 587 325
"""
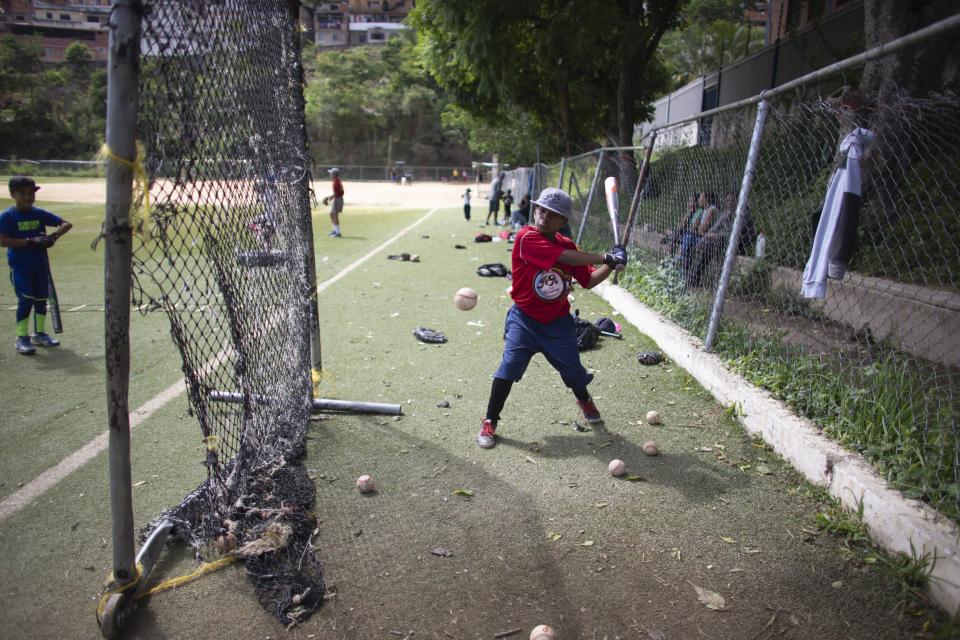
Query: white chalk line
0 206 439 524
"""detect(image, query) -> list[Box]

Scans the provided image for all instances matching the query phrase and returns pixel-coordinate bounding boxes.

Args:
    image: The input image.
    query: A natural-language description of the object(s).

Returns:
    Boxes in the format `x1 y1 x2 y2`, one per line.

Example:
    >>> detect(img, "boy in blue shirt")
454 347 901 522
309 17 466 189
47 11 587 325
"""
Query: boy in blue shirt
0 177 72 354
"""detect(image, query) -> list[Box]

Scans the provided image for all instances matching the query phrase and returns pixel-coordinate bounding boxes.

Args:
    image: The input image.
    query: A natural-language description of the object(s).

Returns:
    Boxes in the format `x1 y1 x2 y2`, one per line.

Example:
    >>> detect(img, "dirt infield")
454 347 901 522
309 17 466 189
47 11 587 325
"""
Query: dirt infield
34 178 474 209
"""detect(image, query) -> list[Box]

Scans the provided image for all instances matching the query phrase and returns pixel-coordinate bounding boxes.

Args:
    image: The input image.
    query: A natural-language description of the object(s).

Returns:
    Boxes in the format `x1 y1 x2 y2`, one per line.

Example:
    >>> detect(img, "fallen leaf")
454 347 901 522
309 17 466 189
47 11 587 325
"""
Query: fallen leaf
695 447 714 453
524 456 538 465
730 567 743 573
744 548 761 554
595 503 609 509
721 536 736 544
864 556 878 564
694 585 726 610
625 474 645 482
578 540 595 547
547 533 563 542
755 465 772 475
430 547 453 557
451 489 474 497
647 629 666 640
831 580 843 589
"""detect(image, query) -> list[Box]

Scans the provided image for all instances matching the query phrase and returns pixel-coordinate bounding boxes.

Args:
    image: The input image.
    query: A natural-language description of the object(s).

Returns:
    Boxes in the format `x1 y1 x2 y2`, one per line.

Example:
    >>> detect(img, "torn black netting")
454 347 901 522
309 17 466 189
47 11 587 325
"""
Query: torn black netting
131 0 324 626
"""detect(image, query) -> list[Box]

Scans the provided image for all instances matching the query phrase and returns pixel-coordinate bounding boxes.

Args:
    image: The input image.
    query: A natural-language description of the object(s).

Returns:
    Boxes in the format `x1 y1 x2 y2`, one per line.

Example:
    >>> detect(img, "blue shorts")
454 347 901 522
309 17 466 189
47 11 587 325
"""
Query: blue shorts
9 265 47 301
494 305 594 389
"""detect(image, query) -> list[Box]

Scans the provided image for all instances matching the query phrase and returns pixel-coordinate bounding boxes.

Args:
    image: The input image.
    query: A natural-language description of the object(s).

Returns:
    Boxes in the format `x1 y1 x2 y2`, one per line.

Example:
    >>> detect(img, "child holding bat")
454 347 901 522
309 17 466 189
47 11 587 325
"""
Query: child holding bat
0 177 72 355
476 187 627 449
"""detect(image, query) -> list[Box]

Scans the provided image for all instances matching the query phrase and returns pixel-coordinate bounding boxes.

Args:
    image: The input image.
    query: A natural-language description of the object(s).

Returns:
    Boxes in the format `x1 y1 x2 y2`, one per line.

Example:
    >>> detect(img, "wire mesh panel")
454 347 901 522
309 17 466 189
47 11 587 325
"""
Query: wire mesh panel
615 82 960 521
131 0 324 624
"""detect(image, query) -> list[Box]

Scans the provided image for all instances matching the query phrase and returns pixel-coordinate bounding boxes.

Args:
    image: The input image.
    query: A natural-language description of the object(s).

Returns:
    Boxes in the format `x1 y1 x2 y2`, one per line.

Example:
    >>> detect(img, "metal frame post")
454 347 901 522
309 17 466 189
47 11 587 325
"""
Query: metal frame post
704 100 770 351
613 132 657 284
575 150 605 245
556 157 566 189
103 0 141 590
286 0 323 385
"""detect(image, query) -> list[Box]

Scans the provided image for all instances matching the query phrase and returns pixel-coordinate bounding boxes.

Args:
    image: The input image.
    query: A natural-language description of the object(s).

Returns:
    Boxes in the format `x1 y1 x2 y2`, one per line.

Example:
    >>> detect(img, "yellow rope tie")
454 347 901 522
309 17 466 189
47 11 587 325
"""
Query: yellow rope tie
204 434 219 452
311 368 336 398
97 141 152 238
96 562 144 618
135 556 237 600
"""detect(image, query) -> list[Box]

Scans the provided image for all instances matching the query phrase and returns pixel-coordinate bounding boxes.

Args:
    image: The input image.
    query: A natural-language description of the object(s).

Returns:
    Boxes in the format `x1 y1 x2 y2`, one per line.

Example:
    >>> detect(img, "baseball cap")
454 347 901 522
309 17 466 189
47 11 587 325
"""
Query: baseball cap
8 176 41 192
532 187 572 220
328 167 340 175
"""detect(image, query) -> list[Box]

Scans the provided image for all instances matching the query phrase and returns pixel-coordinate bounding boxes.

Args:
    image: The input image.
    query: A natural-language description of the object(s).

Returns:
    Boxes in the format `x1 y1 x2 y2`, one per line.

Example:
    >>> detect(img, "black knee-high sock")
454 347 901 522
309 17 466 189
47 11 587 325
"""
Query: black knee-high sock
572 387 591 402
485 377 513 423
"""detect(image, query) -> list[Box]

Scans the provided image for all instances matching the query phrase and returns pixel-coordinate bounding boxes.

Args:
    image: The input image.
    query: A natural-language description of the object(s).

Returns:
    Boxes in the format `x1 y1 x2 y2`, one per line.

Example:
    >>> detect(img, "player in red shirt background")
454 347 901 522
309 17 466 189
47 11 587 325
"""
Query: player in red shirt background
477 188 627 449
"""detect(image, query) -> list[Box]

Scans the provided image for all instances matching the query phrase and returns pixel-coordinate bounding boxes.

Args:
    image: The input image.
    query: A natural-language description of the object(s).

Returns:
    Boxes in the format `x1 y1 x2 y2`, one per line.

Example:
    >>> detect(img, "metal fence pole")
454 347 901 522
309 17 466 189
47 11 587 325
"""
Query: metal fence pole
576 150 605 245
556 157 566 189
103 0 141 586
614 132 656 284
704 100 770 351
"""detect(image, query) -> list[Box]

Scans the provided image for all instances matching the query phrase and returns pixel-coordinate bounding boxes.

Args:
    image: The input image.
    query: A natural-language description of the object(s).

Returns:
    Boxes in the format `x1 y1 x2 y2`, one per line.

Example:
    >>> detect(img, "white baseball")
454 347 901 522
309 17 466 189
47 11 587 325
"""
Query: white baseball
530 624 556 640
356 474 375 493
645 410 662 425
454 287 478 311
608 459 626 477
643 441 659 456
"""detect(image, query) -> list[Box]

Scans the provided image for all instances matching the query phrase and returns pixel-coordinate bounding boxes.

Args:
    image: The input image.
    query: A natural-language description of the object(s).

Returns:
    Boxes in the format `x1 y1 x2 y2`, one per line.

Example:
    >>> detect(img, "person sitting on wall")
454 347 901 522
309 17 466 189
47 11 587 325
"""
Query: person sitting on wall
677 191 717 283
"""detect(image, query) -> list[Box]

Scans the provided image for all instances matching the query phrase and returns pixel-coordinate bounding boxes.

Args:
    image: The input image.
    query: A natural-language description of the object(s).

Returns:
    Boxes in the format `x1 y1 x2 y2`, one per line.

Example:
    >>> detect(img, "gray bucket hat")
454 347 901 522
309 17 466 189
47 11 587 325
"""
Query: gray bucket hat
532 187 572 219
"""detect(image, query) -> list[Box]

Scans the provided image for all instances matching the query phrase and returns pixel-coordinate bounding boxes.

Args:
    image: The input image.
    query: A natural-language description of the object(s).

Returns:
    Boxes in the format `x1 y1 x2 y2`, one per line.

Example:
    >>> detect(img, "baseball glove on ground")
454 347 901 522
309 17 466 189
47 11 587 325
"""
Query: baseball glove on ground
414 327 447 344
637 351 665 365
322 196 331 206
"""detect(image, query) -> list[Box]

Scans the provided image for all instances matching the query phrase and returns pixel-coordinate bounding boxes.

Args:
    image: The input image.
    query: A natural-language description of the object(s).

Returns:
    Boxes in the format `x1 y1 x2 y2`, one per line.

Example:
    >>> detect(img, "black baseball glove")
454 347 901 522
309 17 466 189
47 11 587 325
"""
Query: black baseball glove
414 327 447 344
637 351 664 365
602 244 627 270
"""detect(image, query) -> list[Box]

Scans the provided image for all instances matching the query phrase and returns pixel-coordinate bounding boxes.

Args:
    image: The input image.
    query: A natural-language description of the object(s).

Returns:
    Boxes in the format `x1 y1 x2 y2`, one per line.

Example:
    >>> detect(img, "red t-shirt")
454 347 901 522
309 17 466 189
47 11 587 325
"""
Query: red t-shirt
511 226 593 323
332 176 344 197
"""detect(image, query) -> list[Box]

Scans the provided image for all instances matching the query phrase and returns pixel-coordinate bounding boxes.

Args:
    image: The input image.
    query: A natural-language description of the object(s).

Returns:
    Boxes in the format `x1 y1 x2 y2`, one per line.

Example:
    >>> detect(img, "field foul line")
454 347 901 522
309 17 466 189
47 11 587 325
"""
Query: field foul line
0 206 438 524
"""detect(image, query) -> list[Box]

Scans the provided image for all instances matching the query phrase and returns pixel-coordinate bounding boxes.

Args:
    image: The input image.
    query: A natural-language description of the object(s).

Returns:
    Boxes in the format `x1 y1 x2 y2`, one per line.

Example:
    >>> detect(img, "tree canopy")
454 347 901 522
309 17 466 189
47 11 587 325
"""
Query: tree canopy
303 35 470 165
409 0 683 155
0 36 106 160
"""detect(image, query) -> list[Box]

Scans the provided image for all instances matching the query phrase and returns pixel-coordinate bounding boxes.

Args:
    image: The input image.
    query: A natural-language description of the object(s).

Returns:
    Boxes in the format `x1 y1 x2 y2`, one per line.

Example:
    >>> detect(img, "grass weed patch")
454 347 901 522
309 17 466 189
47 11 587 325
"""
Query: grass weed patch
618 260 960 522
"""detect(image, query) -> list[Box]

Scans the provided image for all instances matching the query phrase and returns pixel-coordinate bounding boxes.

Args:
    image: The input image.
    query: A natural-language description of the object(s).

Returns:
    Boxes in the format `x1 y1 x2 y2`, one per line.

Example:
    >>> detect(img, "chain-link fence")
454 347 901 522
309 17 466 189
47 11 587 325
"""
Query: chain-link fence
554 56 960 521
119 0 325 626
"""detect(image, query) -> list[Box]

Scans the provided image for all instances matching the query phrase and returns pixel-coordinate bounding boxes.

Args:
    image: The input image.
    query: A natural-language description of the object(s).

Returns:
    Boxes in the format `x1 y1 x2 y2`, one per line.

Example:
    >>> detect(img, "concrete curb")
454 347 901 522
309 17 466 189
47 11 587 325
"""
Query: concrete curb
594 281 960 616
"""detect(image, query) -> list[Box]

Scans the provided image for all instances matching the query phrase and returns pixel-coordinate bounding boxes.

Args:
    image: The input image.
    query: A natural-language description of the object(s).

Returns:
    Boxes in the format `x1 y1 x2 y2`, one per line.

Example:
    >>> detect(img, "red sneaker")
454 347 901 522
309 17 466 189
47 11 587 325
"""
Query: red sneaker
476 419 497 449
576 397 603 424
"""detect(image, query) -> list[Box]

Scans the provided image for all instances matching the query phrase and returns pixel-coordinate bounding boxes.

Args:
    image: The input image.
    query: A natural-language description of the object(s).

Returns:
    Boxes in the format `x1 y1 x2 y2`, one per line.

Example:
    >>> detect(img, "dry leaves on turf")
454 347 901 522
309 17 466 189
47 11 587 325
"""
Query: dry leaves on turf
694 585 727 610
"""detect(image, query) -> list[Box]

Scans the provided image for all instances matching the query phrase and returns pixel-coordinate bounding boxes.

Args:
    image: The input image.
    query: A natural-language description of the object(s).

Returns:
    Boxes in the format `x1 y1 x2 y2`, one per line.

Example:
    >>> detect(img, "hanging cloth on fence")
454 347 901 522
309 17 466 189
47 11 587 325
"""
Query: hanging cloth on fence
801 127 877 299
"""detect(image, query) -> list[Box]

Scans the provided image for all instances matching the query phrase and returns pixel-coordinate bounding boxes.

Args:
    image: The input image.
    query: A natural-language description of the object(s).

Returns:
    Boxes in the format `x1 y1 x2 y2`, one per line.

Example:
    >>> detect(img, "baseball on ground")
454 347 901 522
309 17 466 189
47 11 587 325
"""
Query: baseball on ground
643 441 659 456
530 624 556 640
454 287 478 310
645 410 662 425
356 474 375 493
608 459 626 477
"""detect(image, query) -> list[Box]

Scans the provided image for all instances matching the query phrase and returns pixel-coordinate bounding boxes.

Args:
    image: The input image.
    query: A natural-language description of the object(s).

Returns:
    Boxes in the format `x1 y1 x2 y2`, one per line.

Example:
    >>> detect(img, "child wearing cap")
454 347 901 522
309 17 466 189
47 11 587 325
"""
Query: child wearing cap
477 187 627 449
326 167 344 238
0 176 72 354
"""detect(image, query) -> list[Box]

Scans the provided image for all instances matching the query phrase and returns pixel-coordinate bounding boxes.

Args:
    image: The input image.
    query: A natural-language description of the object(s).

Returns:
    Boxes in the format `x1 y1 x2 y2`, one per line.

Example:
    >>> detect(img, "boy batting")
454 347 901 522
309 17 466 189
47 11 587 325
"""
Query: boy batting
0 176 72 355
477 187 626 449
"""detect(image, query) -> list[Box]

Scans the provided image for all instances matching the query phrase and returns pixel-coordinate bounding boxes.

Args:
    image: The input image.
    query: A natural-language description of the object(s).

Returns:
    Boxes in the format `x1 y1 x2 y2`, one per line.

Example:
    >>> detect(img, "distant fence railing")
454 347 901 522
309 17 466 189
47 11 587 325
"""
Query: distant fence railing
0 158 106 177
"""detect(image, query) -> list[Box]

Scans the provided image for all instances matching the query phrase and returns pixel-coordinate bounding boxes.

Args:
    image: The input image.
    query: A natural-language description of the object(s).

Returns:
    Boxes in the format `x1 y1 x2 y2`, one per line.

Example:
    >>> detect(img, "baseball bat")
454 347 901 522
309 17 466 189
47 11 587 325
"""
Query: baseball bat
45 249 63 334
603 176 620 245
